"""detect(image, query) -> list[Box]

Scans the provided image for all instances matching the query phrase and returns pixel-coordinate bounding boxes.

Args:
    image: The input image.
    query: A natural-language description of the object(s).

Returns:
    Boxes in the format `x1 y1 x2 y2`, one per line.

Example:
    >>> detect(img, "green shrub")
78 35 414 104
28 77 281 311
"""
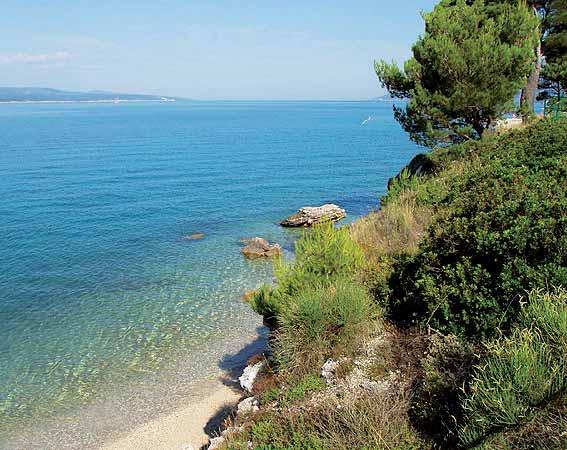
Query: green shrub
459 288 567 447
250 221 365 324
480 393 567 450
282 374 325 405
246 414 325 450
276 279 376 374
382 168 424 207
260 387 281 405
389 119 567 338
410 334 476 447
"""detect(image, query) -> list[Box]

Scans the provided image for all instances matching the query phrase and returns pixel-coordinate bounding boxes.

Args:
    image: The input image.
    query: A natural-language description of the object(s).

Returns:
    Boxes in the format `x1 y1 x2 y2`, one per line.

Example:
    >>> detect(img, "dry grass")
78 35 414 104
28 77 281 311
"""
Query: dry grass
301 390 423 450
221 388 422 450
350 190 432 263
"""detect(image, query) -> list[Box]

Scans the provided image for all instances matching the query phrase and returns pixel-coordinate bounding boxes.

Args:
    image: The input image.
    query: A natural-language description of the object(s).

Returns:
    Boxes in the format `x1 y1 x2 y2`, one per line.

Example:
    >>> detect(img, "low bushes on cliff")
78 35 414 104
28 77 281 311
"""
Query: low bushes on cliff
223 389 421 450
459 288 567 447
276 280 376 375
388 119 567 339
410 334 476 447
249 221 364 324
232 120 567 450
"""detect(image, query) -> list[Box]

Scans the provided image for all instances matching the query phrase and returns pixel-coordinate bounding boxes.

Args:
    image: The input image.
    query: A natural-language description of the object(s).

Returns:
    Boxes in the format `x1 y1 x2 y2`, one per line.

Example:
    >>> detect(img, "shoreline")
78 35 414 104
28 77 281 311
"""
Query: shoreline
99 379 242 450
3 326 268 450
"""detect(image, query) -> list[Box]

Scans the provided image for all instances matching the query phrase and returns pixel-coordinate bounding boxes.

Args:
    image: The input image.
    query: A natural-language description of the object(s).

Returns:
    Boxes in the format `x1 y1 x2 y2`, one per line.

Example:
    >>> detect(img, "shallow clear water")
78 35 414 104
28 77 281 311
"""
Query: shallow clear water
0 100 421 446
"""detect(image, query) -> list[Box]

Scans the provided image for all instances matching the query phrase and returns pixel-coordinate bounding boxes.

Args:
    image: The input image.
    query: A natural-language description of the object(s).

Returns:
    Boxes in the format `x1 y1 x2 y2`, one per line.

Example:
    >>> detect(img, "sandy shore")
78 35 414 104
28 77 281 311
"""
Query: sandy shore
99 382 242 450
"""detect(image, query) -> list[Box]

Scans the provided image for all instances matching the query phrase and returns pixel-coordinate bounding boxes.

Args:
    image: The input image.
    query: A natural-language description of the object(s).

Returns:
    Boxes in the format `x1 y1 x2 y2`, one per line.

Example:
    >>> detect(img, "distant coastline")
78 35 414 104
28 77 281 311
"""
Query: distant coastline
0 98 176 105
0 87 178 104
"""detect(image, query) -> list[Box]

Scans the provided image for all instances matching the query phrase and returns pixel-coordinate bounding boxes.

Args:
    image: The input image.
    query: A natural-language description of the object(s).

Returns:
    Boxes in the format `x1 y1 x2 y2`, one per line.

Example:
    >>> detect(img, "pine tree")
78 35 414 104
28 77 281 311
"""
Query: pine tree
539 0 567 111
375 0 539 146
438 1 549 118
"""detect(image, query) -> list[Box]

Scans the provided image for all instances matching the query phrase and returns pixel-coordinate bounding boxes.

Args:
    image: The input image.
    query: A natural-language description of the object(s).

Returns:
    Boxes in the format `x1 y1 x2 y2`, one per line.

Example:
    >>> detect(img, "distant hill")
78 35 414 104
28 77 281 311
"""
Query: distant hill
369 94 397 102
0 87 177 103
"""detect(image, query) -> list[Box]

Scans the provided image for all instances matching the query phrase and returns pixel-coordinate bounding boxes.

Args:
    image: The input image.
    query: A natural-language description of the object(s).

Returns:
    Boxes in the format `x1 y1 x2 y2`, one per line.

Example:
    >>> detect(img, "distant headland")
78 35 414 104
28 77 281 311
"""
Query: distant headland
0 87 177 104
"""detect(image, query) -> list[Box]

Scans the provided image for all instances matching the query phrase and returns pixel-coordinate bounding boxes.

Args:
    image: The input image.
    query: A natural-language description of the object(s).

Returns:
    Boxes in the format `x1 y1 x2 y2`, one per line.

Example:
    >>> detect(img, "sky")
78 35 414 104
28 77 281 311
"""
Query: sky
0 1 438 100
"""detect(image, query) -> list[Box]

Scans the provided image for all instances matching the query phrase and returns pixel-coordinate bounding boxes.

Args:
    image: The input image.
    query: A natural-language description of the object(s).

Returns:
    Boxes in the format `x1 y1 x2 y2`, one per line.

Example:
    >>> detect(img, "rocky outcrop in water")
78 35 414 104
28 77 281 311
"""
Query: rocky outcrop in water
280 204 346 227
241 237 282 259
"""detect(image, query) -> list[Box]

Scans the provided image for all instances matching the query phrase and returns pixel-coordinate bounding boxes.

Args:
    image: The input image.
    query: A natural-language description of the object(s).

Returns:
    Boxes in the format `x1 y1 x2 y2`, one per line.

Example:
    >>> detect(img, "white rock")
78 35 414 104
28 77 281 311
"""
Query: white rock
207 435 225 450
321 359 339 385
237 396 259 416
239 360 266 392
280 204 346 227
221 425 243 437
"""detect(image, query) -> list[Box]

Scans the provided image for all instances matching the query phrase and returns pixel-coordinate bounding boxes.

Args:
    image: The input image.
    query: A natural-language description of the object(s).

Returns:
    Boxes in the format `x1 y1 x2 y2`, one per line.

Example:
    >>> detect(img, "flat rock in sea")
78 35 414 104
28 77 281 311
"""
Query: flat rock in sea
183 232 206 241
280 204 346 227
241 237 282 259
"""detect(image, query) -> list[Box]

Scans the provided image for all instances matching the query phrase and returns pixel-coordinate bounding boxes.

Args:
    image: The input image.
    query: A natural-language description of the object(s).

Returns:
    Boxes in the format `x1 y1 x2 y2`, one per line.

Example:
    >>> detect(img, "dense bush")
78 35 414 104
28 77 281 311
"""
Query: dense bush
410 334 476 447
459 288 567 447
276 280 376 375
389 119 567 338
249 221 364 324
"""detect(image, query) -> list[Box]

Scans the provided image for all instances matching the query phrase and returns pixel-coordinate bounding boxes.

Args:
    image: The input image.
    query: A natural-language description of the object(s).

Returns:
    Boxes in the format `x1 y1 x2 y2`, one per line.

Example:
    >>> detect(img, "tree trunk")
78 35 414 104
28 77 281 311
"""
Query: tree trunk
521 6 543 122
473 121 485 138
521 41 542 121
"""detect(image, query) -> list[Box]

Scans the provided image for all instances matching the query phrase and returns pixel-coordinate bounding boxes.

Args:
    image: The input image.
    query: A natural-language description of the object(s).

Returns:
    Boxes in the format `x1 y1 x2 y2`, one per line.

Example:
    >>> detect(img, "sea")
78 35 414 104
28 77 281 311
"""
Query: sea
0 100 421 449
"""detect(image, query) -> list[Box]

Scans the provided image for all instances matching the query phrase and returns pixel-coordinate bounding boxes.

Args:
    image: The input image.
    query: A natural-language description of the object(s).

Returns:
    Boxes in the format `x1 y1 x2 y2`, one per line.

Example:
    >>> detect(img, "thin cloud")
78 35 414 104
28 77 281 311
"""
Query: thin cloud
0 51 74 64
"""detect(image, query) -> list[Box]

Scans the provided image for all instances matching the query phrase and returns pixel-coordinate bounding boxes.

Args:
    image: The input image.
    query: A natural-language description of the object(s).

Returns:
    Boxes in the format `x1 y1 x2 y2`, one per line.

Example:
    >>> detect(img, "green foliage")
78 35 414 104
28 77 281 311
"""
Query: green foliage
249 221 365 323
248 284 280 320
376 0 539 146
479 393 567 450
389 120 567 339
544 0 567 63
459 288 567 447
382 168 423 207
276 280 376 374
539 0 567 110
259 374 325 406
282 374 325 405
410 334 476 447
260 387 281 405
247 415 325 450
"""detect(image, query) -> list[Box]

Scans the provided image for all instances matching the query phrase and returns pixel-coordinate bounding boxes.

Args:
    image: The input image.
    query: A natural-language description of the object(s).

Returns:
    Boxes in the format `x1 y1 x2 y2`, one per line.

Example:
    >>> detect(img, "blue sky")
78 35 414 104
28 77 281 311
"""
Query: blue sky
0 1 437 100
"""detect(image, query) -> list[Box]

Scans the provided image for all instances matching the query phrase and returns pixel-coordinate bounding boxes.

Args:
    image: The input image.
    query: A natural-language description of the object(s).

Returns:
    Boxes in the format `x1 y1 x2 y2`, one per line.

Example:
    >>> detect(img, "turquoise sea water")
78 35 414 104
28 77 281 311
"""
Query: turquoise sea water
0 101 421 448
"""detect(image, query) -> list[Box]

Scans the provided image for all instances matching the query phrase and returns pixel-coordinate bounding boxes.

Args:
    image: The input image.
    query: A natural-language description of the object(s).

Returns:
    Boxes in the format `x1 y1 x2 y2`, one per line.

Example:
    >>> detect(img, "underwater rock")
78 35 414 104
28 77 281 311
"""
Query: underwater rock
241 237 282 259
183 232 205 241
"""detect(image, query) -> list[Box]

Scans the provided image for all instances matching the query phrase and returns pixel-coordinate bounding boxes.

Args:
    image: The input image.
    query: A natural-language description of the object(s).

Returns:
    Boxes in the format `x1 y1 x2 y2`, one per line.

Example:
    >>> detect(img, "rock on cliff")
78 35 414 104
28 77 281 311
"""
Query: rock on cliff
387 153 436 190
280 204 346 227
